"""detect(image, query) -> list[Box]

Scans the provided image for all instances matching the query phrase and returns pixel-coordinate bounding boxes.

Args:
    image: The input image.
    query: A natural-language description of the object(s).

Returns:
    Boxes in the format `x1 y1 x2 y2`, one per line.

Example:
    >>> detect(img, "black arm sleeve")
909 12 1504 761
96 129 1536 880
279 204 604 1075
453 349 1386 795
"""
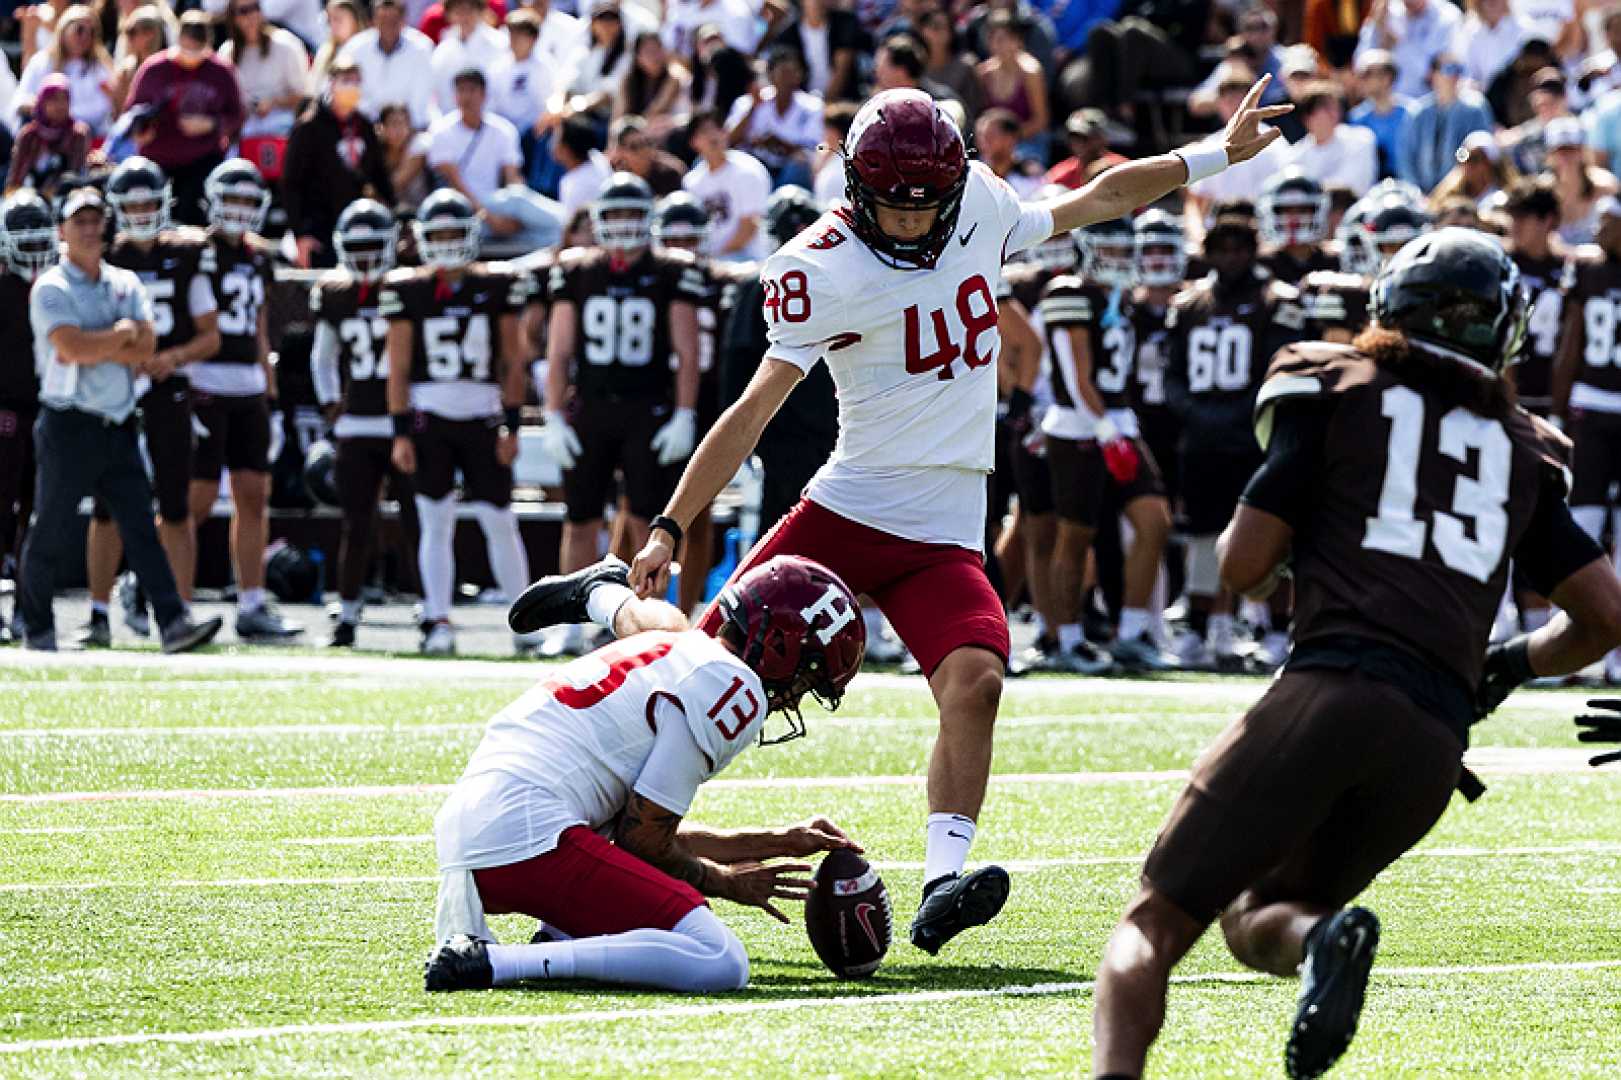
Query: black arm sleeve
1513 466 1607 597
1238 397 1331 528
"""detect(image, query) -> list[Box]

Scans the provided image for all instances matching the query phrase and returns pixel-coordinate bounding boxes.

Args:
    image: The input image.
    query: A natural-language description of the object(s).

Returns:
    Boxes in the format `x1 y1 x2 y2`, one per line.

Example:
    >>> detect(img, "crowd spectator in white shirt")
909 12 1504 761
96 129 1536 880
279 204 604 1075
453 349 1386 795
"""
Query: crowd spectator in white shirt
430 0 509 118
556 0 636 127
341 0 435 129
220 0 312 137
427 68 564 248
525 0 588 71
489 7 555 186
1357 0 1465 100
553 113 612 218
200 0 325 52
1453 0 1526 91
310 0 367 91
11 5 114 138
1185 62 1290 227
682 108 771 259
724 47 821 188
1282 82 1379 195
1513 0 1577 53
490 8 553 135
663 0 759 59
1577 6 1621 104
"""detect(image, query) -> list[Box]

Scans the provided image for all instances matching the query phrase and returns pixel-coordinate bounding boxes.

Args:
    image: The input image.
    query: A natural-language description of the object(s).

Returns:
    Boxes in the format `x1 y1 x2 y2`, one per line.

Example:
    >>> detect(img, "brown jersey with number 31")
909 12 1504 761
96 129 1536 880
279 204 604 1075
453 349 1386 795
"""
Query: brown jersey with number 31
1257 343 1565 688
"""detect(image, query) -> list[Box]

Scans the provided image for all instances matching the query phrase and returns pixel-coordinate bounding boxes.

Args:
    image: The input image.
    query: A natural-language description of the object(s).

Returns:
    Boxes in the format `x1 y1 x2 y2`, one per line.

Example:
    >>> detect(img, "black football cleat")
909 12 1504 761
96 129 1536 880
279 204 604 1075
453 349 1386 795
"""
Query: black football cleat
328 620 357 648
1286 906 1381 1079
909 865 1011 956
424 934 494 992
508 556 630 635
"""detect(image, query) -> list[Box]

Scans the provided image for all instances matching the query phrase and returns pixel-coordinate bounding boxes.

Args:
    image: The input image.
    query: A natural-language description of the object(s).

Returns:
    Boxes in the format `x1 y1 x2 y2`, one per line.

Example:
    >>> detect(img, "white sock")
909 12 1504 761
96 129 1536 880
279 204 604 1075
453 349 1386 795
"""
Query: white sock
472 502 530 603
1057 622 1082 652
924 813 976 887
486 940 577 984
1118 607 1149 641
340 598 363 624
1522 606 1552 632
488 907 747 992
416 494 457 622
585 583 635 635
90 600 109 616
238 588 265 613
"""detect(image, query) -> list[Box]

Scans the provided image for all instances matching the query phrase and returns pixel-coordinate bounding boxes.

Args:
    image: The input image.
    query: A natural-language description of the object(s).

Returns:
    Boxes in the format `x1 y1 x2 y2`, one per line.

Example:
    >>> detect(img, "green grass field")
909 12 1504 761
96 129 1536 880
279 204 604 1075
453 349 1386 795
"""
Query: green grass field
4 656 1621 1078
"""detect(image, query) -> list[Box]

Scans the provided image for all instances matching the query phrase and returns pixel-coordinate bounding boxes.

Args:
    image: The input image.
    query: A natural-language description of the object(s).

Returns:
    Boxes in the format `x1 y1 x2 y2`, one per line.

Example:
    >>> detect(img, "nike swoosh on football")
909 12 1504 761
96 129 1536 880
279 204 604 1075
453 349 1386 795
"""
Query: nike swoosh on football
958 223 978 246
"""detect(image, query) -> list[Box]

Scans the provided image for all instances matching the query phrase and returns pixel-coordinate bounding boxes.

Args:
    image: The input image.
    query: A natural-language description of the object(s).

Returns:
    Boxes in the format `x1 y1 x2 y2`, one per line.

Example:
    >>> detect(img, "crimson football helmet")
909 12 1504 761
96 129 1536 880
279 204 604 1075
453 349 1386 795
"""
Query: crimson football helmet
714 555 866 744
843 89 968 270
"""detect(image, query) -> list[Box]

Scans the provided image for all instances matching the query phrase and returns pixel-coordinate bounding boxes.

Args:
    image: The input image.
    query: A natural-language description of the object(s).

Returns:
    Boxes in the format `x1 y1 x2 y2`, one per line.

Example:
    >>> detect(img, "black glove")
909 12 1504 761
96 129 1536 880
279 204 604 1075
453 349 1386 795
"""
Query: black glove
1576 699 1621 767
1476 635 1534 720
1005 387 1034 438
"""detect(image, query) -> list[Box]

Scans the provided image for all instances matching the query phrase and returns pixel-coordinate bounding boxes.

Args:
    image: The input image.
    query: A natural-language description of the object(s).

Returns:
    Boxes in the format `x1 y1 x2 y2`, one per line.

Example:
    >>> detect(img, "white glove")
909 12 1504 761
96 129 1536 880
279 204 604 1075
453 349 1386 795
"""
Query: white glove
266 410 286 465
650 407 697 466
540 411 582 470
1093 415 1121 445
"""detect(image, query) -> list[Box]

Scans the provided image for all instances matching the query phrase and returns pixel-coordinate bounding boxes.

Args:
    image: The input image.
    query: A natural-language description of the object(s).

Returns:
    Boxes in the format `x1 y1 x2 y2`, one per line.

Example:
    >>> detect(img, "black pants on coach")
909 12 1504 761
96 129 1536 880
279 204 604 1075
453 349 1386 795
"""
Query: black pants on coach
18 407 186 640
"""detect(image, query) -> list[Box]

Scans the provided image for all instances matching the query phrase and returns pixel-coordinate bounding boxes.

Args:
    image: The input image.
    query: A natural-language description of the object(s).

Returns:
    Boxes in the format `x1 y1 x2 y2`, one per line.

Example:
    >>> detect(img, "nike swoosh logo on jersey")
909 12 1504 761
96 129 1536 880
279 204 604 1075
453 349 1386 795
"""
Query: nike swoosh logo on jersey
958 223 979 247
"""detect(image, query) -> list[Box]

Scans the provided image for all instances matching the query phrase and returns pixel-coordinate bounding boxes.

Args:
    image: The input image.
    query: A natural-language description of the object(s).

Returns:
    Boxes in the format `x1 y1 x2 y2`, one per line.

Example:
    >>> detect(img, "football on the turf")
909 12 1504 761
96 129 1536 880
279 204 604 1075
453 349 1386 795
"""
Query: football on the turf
804 848 891 979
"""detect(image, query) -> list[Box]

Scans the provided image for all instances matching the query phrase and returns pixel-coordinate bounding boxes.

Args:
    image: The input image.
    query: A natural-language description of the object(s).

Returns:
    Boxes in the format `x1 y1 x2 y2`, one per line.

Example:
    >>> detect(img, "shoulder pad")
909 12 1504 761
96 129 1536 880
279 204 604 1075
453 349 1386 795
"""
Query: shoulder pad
1037 274 1093 324
1253 343 1375 448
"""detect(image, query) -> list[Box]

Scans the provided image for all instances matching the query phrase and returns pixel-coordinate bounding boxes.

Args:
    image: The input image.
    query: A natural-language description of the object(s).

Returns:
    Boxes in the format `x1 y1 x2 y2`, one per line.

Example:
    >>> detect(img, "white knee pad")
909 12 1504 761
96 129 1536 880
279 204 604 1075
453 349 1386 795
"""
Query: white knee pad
1573 505 1607 542
1185 535 1221 597
674 906 750 992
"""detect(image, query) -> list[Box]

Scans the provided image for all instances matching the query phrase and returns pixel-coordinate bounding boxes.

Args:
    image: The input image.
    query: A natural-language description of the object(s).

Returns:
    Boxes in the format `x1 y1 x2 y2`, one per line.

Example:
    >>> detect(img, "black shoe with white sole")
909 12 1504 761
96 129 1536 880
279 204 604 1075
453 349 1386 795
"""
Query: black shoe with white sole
424 934 494 992
508 556 630 634
909 866 1011 956
1286 906 1381 1079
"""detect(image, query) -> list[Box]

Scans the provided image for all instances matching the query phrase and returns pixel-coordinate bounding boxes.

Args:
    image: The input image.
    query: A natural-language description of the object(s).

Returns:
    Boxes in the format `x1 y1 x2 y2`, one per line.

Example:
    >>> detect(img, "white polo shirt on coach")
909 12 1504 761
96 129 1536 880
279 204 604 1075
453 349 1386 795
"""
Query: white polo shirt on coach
427 110 523 206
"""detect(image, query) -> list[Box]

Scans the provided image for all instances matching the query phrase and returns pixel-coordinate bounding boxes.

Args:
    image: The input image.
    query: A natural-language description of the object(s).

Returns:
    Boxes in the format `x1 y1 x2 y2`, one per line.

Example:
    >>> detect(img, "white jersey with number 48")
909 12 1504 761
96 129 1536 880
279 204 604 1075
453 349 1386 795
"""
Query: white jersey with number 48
758 162 1054 550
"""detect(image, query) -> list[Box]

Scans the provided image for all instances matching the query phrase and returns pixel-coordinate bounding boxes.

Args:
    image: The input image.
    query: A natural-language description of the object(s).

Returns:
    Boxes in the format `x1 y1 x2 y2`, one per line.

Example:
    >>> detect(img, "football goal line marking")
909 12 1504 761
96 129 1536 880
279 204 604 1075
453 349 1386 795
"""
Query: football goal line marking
4 957 1619 1054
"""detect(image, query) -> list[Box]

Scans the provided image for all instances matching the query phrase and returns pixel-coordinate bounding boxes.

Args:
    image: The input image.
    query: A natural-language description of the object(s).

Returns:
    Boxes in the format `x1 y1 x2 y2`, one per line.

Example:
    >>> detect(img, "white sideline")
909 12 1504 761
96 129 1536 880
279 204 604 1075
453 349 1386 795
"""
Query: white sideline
0 723 483 739
0 747 1601 805
4 958 1620 1055
7 841 1621 893
2 646 1607 709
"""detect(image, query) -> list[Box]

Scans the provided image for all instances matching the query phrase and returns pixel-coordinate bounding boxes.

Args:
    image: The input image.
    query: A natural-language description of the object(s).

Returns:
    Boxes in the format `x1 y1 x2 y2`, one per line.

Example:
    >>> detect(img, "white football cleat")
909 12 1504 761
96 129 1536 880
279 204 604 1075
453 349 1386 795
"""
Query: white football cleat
421 620 456 656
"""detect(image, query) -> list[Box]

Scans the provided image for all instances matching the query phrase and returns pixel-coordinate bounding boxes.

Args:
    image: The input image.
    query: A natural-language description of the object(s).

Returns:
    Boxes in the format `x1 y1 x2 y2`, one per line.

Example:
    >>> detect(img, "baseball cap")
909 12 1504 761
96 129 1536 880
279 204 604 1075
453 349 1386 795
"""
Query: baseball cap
1067 108 1106 138
1354 49 1395 76
1531 66 1567 94
58 186 106 222
1455 130 1501 164
1281 45 1319 78
1545 116 1586 149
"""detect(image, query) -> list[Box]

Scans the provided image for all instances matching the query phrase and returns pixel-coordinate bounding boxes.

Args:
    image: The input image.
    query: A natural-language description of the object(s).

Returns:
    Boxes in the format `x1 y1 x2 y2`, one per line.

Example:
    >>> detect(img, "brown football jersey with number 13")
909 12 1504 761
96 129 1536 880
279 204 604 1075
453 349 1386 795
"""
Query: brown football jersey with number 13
1257 343 1566 689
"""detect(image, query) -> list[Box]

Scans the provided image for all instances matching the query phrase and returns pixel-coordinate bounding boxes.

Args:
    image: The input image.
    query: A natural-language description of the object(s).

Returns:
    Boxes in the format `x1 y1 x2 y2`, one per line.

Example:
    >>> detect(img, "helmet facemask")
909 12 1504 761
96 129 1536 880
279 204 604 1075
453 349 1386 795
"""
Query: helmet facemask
1023 233 1078 272
1259 189 1329 247
2 227 59 279
335 224 398 281
845 166 968 271
208 179 269 237
110 189 170 242
592 203 652 253
1135 238 1186 287
413 218 478 269
1080 229 1138 288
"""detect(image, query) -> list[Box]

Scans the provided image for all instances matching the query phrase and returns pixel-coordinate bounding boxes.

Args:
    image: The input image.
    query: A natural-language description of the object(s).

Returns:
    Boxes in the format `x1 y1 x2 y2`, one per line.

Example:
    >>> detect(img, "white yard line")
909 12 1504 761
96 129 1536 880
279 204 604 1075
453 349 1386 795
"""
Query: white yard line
0 747 1600 805
0 723 482 739
4 957 1619 1054
7 841 1619 894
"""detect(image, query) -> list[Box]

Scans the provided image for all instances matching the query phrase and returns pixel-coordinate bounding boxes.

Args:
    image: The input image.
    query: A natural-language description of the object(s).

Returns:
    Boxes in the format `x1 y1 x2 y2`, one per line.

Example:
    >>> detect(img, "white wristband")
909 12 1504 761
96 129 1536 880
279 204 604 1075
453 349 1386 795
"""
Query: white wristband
1094 415 1120 444
1174 141 1229 185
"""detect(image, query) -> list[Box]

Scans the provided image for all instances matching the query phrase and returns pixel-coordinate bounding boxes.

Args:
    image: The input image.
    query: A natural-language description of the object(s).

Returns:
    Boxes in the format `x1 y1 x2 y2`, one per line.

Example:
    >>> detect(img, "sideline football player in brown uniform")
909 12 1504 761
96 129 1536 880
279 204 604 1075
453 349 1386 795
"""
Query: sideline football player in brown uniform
1091 229 1621 1080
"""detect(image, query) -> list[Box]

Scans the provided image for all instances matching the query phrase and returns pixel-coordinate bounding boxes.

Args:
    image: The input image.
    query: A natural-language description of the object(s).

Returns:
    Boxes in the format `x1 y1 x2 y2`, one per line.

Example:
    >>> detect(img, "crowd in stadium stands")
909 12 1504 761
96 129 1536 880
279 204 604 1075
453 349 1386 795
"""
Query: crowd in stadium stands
8 0 1621 674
